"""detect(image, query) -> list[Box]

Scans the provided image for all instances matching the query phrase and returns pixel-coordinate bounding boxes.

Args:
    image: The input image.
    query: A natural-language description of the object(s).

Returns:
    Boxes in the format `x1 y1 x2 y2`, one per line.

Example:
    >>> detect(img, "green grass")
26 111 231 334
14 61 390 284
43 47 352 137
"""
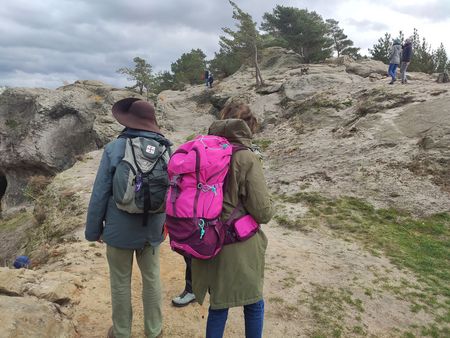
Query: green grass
185 133 196 142
253 138 272 151
268 296 284 303
0 211 33 231
5 119 19 129
308 284 365 337
277 192 450 336
278 193 450 297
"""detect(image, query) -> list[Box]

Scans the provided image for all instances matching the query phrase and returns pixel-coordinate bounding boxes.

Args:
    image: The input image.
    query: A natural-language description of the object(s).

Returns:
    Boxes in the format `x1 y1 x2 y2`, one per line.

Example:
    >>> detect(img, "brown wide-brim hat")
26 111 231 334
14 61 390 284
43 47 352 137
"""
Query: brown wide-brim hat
112 97 161 134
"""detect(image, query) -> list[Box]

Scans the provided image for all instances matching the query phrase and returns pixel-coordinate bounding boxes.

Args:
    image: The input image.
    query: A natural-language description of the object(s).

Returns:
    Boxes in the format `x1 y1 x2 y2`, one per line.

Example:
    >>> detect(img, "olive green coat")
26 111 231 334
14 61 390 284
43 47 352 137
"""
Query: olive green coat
192 119 274 310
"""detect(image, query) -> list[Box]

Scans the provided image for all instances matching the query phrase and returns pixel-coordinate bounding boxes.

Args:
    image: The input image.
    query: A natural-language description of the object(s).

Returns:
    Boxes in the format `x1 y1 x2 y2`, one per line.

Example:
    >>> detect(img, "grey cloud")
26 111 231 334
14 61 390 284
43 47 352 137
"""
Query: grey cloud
392 1 450 22
345 18 390 32
1 0 443 88
0 0 240 88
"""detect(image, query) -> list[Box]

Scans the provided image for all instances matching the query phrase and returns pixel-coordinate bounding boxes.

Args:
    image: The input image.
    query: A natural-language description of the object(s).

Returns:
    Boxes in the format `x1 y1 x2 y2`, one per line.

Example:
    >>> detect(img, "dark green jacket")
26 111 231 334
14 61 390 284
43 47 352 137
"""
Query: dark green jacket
192 119 274 309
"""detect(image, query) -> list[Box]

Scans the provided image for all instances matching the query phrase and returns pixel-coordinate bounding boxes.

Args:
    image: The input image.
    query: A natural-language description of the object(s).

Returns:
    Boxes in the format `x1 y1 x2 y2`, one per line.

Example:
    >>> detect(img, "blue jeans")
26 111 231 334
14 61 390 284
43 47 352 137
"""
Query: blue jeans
388 63 398 81
206 300 264 338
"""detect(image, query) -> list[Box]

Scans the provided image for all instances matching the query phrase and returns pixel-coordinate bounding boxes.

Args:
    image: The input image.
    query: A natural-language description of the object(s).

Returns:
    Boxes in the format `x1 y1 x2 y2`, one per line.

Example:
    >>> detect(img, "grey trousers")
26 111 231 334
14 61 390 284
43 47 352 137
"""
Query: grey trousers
106 245 162 338
400 61 410 81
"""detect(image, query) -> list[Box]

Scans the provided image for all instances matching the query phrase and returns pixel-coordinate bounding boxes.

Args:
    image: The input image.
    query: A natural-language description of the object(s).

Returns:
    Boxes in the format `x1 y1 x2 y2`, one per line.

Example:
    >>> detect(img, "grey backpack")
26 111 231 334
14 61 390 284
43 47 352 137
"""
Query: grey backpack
113 137 171 225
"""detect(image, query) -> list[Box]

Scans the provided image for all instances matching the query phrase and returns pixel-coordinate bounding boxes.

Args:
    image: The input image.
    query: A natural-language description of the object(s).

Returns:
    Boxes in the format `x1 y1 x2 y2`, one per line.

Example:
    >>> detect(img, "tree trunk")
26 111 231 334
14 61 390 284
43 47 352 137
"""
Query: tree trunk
254 42 264 87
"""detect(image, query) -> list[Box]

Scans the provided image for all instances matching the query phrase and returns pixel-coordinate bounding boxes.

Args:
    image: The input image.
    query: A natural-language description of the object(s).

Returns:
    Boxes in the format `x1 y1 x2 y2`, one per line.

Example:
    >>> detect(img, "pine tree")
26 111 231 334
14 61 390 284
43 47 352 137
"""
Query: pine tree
171 49 207 85
398 30 405 45
261 6 333 63
220 1 264 86
209 50 241 79
408 29 435 74
326 19 360 58
369 33 391 64
117 57 152 96
434 43 448 73
151 71 175 94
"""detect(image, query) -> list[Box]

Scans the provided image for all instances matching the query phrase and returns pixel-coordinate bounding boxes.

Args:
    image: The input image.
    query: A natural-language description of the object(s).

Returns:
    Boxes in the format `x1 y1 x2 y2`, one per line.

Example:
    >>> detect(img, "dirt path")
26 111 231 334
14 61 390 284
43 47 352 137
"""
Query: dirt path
41 86 433 337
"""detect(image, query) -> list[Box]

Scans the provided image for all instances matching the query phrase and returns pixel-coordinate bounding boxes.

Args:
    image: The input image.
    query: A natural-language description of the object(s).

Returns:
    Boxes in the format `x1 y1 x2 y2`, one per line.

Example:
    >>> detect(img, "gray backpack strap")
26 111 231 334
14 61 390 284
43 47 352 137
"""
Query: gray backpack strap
113 137 170 221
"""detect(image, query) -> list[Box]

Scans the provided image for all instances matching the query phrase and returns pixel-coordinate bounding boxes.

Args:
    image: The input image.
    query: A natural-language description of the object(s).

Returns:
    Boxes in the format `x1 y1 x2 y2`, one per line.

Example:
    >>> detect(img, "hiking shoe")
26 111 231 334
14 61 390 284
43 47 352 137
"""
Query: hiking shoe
172 290 196 307
389 80 394 84
107 326 115 338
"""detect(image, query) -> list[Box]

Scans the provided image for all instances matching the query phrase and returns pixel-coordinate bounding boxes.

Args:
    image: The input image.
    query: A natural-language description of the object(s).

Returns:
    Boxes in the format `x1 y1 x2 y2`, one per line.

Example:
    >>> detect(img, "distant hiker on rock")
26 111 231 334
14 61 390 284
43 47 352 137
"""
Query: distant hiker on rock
204 70 210 87
192 103 273 338
85 98 172 338
400 37 413 84
388 38 402 84
207 72 214 88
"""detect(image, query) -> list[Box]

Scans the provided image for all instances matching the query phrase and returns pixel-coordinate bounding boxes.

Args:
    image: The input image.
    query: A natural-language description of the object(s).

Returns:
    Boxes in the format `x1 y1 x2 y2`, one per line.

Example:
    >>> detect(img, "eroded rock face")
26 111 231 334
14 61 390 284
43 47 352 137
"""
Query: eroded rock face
344 58 388 78
0 295 77 338
0 267 80 337
0 81 139 207
157 47 450 215
0 267 82 303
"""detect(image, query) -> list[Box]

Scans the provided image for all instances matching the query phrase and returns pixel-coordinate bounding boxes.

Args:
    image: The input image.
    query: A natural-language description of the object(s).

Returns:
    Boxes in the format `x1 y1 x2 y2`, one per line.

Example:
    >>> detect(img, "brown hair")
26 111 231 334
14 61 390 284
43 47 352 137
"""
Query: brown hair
219 102 258 133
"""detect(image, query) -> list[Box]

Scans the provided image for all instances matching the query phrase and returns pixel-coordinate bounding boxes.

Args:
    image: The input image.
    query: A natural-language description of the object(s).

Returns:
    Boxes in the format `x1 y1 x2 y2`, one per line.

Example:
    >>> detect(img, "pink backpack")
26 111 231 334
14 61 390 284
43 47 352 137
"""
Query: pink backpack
165 135 259 259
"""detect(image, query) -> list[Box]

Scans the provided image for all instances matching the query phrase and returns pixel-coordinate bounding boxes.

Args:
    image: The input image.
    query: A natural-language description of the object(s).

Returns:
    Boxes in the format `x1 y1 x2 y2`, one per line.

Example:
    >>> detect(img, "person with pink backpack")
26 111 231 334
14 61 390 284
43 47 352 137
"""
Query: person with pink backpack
166 103 273 338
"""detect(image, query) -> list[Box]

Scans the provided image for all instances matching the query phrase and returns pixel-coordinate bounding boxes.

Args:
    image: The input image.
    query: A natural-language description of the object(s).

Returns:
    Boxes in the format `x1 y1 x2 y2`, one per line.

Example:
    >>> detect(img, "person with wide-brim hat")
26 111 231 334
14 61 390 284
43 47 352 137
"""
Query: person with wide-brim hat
112 97 162 134
86 97 171 338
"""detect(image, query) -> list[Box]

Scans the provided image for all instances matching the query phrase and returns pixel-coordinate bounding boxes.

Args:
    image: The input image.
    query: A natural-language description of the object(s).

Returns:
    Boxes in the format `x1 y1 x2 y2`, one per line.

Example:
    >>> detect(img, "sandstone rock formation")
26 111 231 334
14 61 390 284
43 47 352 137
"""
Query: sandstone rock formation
156 47 450 215
0 267 78 337
0 81 139 208
1 47 449 337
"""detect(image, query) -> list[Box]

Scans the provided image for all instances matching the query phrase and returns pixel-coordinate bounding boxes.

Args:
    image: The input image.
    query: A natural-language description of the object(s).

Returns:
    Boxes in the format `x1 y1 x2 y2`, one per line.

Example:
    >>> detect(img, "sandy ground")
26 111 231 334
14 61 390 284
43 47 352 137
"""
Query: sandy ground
46 88 435 338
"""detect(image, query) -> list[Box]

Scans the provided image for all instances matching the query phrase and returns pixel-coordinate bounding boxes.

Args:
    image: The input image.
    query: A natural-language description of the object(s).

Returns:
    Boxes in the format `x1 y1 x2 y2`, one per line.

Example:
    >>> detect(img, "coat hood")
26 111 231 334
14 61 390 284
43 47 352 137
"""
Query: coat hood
208 119 253 147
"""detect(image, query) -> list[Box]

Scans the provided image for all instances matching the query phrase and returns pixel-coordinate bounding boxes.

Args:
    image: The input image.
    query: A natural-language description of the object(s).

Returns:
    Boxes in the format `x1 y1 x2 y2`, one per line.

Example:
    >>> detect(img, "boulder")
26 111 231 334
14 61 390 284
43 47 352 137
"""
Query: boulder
0 295 76 338
368 73 384 82
0 82 139 207
345 59 388 77
283 67 363 101
260 47 304 70
0 267 81 305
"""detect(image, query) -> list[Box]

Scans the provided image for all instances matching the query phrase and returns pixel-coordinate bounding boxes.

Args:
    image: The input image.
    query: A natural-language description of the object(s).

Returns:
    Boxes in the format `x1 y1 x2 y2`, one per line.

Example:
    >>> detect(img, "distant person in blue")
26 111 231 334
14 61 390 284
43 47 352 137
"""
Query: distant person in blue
400 37 413 84
388 38 402 84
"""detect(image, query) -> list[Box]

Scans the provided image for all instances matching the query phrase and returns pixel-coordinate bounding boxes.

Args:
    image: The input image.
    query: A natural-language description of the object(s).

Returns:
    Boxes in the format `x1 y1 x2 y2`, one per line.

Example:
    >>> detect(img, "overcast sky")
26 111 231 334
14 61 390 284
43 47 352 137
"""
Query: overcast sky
1 0 449 88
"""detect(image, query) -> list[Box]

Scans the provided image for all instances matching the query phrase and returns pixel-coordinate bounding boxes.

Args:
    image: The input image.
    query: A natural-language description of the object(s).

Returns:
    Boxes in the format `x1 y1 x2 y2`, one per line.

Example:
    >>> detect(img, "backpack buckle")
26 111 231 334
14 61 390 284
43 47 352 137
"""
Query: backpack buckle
198 219 206 239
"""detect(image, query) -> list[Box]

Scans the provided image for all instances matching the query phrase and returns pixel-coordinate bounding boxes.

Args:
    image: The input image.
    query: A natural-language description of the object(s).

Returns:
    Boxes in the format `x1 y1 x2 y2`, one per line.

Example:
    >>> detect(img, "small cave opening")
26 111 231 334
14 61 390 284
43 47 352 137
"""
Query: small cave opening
0 173 7 212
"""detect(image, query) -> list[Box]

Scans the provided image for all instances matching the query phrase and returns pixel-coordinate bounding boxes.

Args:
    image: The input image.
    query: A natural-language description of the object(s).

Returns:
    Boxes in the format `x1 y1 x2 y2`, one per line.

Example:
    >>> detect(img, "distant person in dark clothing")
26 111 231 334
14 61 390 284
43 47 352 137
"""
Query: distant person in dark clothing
400 38 413 84
388 38 402 84
207 73 214 88
204 70 210 87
